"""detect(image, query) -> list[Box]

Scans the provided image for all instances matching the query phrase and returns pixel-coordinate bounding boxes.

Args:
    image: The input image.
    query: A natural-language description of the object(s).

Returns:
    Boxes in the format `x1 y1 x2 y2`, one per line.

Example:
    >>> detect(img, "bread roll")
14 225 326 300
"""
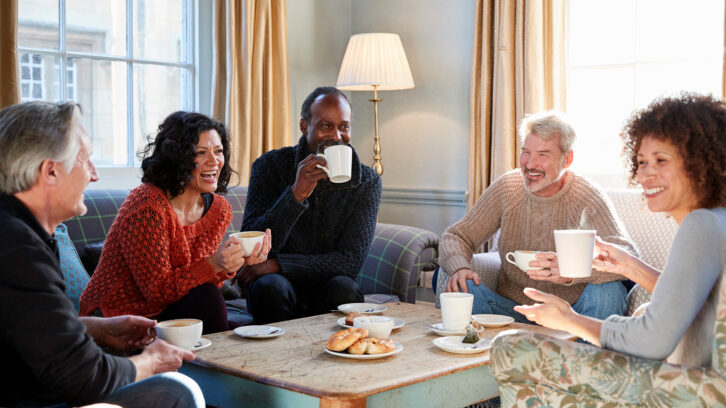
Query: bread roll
345 311 362 326
326 328 369 352
365 337 396 354
347 338 370 355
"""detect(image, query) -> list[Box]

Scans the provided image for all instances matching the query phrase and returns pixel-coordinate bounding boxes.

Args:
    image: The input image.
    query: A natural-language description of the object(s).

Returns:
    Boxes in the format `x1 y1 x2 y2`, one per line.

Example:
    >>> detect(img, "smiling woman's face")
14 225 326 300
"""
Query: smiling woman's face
636 135 699 224
186 129 224 195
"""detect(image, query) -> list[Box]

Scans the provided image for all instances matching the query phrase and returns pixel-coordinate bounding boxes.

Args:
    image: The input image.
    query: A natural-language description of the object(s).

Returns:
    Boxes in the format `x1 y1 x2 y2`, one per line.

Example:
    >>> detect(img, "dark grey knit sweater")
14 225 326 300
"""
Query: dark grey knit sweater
241 136 381 286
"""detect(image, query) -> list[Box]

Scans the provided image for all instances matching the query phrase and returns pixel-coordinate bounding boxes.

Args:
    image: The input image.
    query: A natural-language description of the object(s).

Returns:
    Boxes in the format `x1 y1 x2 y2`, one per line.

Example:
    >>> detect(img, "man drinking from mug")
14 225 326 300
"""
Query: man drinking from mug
239 86 382 324
439 110 636 323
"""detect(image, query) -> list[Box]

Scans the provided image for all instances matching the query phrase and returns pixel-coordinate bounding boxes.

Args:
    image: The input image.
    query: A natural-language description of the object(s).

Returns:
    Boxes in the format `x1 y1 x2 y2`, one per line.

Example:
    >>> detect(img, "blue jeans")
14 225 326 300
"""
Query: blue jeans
465 280 627 323
102 372 205 408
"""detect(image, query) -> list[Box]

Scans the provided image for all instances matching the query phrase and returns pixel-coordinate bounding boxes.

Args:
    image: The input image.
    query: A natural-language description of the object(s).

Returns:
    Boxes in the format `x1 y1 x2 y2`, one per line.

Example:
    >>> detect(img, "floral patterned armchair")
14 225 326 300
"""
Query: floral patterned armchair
490 264 726 407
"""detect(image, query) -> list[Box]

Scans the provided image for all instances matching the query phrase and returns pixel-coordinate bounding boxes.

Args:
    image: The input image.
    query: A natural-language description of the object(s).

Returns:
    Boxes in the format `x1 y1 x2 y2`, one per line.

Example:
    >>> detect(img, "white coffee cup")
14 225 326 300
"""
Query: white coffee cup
315 145 352 183
155 318 203 350
353 316 395 338
230 231 265 257
440 292 474 332
554 229 596 278
505 250 543 272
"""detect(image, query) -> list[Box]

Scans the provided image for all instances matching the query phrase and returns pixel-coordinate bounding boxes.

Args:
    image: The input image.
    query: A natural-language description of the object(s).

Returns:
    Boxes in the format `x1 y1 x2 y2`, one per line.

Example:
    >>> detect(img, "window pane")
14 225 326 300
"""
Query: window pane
133 64 188 165
67 0 127 56
18 0 59 50
72 59 129 166
18 53 61 103
133 0 186 62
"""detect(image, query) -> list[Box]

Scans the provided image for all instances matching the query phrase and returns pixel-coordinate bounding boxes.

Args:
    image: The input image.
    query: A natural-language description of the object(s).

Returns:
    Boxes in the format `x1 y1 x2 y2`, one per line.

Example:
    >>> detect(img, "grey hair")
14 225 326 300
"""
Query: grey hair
518 110 576 153
0 101 81 194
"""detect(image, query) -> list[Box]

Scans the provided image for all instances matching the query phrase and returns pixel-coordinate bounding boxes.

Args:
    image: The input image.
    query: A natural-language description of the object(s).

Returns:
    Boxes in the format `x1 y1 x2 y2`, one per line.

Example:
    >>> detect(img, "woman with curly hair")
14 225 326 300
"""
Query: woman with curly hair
80 111 270 333
491 93 726 406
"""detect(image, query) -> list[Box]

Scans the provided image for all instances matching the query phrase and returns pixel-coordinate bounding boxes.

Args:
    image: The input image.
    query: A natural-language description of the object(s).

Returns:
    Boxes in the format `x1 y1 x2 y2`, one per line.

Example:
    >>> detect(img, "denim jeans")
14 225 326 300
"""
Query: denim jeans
102 372 205 408
465 280 628 323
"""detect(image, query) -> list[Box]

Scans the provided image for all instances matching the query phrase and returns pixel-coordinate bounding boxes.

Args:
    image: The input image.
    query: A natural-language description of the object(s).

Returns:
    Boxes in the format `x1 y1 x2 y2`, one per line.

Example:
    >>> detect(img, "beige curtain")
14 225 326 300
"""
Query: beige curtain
0 0 19 109
214 0 290 186
467 0 566 208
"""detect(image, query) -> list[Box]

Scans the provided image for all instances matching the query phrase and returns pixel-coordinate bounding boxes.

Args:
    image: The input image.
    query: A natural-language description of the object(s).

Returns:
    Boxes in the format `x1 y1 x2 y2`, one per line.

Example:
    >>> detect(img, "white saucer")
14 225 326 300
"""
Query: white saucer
234 325 285 339
427 322 466 336
337 303 387 314
191 338 212 351
324 342 403 359
472 314 515 328
432 336 492 354
336 316 405 330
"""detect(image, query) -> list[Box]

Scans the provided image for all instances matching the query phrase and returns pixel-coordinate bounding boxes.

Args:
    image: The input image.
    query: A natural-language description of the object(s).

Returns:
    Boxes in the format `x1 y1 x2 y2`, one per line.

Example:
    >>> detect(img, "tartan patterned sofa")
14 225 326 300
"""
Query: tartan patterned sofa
63 186 439 304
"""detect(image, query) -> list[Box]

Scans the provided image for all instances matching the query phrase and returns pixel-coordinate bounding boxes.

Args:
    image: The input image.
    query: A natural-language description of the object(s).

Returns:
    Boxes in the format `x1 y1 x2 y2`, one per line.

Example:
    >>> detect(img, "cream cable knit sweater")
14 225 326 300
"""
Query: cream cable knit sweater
439 169 636 305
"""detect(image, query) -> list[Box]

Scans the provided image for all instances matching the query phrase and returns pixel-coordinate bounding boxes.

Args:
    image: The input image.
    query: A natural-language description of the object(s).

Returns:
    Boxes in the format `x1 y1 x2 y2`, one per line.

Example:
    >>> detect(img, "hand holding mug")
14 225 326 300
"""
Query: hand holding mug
291 154 328 202
525 252 571 284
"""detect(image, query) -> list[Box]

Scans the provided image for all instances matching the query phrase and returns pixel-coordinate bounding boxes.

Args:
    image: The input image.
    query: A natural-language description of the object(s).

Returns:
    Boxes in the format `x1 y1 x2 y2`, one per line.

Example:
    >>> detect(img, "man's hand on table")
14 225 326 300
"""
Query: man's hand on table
525 252 572 284
236 258 281 286
444 268 480 293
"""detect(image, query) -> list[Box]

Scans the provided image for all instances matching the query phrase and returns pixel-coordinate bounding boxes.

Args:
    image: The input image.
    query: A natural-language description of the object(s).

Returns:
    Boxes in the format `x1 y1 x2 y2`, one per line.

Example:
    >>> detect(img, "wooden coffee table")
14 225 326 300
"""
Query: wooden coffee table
181 302 574 407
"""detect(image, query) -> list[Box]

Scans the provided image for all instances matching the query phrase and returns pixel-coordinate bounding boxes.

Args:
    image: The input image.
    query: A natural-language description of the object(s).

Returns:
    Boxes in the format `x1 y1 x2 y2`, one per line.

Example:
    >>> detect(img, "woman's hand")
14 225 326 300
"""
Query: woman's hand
514 288 575 330
242 229 272 266
592 237 635 278
210 235 247 275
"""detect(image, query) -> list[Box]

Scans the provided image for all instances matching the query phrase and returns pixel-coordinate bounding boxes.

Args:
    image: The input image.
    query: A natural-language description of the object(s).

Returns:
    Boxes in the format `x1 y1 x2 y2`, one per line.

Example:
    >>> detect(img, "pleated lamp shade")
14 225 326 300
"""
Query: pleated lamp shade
336 33 415 91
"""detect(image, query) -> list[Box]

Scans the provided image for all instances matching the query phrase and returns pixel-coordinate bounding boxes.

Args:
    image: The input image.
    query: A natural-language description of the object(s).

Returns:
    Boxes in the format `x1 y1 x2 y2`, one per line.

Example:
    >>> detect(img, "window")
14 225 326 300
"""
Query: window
566 0 723 188
17 0 195 167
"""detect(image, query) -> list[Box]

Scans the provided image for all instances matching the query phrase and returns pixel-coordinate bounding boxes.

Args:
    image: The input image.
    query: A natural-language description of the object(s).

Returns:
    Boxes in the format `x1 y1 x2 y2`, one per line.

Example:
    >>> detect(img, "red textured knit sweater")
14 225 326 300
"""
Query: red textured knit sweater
79 183 233 317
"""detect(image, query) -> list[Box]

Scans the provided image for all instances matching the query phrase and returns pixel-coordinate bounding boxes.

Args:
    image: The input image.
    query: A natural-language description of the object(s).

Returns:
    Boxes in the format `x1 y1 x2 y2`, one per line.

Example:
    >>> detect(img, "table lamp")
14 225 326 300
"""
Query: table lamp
336 33 415 176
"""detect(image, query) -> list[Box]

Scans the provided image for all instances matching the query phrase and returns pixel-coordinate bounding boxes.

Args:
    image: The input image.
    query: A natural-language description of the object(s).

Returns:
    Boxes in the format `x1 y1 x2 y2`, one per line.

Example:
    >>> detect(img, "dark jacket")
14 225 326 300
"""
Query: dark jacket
0 194 135 407
242 136 382 286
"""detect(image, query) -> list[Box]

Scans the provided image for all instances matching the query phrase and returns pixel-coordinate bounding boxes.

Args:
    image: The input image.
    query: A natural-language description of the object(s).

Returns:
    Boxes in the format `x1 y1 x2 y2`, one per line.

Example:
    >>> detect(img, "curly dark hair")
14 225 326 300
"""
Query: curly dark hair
139 111 232 198
300 86 351 125
621 92 726 209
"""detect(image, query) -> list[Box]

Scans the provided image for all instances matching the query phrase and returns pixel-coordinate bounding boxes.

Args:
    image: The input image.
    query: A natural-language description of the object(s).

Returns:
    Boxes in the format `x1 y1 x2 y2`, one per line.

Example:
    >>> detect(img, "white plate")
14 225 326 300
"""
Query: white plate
427 322 466 336
336 317 405 330
432 336 493 354
337 303 387 314
234 325 285 339
191 338 212 351
472 314 515 328
323 342 403 359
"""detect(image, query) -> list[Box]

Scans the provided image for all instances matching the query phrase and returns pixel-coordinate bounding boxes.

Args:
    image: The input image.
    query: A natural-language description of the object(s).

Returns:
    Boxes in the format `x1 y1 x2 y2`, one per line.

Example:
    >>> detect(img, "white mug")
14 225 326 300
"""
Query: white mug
316 145 352 183
554 229 596 278
505 250 543 272
155 318 203 350
353 316 394 338
440 292 473 332
230 231 265 257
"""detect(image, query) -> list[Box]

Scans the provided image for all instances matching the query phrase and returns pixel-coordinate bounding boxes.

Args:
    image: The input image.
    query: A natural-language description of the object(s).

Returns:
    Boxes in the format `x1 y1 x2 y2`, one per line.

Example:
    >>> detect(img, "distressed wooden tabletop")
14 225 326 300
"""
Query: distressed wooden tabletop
191 302 573 401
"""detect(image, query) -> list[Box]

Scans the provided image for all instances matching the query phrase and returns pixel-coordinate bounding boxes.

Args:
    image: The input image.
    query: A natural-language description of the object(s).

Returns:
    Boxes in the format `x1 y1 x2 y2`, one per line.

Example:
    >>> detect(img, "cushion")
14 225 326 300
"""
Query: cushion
81 240 104 276
55 223 91 311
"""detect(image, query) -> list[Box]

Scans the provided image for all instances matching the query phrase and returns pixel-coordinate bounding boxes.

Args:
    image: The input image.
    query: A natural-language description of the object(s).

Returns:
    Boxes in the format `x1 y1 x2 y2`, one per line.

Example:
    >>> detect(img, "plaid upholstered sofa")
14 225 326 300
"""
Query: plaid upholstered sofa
63 186 438 304
434 189 679 315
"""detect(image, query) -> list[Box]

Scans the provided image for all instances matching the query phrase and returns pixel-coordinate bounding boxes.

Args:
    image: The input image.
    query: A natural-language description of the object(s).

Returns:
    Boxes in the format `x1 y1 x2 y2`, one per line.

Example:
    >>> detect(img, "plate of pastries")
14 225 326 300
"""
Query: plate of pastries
324 328 402 359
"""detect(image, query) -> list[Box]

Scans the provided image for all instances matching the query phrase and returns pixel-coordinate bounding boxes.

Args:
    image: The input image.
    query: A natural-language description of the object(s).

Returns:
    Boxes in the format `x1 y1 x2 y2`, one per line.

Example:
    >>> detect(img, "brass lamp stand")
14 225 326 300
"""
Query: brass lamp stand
371 85 383 176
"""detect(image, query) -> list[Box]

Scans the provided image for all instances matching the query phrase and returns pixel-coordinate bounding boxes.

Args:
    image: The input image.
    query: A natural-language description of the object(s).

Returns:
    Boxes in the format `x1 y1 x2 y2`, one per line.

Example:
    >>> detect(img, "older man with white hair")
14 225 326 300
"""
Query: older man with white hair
0 101 204 408
440 110 636 323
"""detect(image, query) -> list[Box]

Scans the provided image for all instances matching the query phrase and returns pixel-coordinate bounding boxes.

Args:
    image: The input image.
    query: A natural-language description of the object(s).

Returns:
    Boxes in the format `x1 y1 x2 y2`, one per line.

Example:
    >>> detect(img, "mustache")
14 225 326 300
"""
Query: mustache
523 167 545 174
316 140 345 153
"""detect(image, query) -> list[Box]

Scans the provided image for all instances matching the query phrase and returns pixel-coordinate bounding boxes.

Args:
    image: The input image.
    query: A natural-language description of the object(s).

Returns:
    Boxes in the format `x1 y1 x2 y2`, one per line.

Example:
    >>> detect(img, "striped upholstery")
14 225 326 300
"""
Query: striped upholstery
63 186 439 303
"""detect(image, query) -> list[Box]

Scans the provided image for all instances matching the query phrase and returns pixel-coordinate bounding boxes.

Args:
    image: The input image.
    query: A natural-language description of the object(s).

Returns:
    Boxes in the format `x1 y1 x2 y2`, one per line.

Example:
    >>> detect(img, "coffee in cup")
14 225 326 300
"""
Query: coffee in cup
439 292 474 332
230 231 265 257
353 316 394 338
554 229 596 278
155 318 203 350
315 145 352 183
505 250 543 272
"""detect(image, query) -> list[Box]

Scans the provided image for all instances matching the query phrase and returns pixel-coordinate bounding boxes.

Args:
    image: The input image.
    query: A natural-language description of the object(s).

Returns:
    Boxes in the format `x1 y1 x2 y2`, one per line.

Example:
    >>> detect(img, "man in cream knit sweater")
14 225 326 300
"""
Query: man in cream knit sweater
440 110 635 322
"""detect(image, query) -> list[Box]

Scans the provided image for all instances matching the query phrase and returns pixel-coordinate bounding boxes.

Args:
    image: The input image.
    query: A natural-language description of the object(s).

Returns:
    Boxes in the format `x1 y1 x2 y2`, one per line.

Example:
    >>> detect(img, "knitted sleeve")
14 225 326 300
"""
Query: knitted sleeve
276 173 382 285
439 174 510 275
117 203 219 307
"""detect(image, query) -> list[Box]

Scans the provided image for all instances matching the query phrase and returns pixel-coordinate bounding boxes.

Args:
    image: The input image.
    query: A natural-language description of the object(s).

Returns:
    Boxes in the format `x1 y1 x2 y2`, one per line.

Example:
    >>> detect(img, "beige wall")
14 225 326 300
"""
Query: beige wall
287 0 474 235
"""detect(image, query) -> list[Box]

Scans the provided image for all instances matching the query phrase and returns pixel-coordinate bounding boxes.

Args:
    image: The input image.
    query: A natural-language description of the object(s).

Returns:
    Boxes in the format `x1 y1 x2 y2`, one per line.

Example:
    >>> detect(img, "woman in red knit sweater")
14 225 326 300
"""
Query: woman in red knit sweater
79 112 270 333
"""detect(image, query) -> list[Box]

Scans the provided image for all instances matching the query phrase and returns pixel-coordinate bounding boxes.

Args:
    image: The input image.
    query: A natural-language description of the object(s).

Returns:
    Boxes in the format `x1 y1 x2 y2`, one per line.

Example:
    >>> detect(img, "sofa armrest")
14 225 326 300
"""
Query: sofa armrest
357 223 438 304
435 252 501 307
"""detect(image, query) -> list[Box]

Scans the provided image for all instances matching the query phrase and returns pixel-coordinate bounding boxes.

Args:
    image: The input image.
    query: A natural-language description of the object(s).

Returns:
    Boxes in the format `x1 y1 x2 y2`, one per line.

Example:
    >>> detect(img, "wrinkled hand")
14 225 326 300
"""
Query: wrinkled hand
131 338 195 381
242 229 272 266
237 258 281 286
513 287 574 330
592 237 632 278
444 268 480 293
291 154 328 202
90 315 156 353
525 252 572 284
